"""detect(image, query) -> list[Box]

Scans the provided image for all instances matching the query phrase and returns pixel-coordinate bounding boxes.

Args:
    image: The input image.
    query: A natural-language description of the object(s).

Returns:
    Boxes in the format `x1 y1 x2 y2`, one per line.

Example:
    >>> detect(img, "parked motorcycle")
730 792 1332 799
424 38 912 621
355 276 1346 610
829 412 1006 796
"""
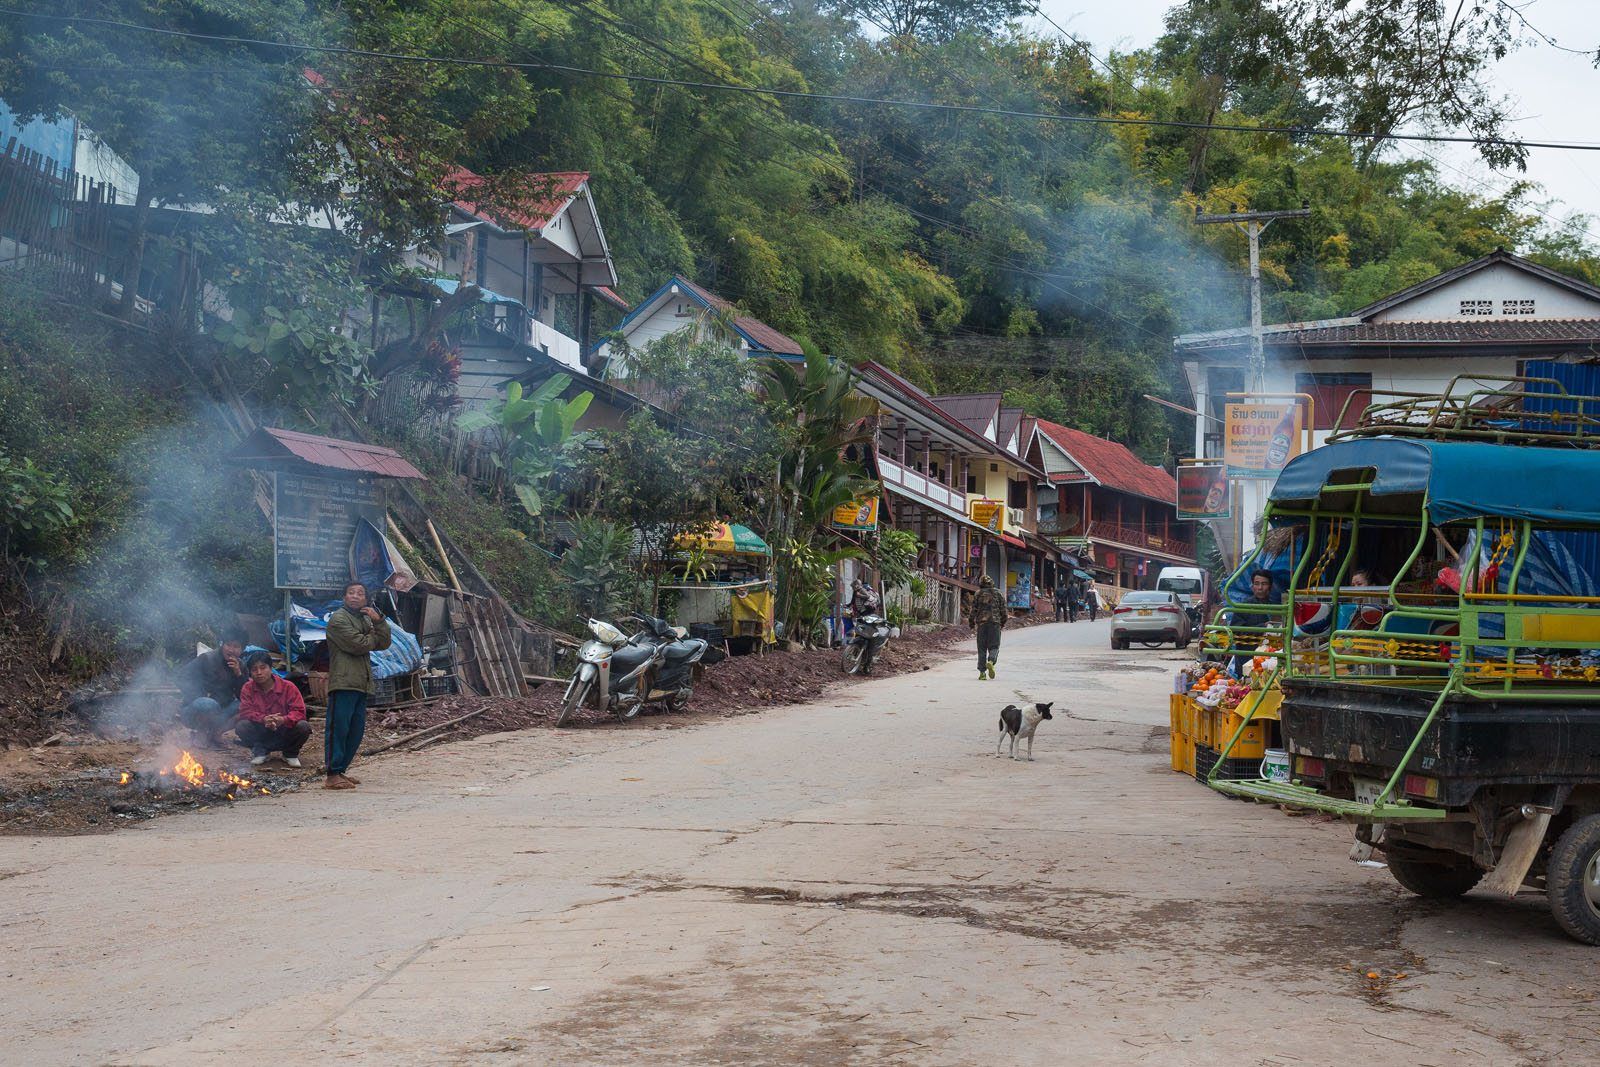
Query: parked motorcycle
843 612 899 675
558 614 723 726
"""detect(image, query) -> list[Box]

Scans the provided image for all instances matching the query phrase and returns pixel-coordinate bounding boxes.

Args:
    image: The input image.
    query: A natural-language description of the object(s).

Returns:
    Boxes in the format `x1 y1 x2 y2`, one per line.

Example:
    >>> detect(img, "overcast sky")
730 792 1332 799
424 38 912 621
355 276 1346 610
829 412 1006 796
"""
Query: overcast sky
1028 0 1600 234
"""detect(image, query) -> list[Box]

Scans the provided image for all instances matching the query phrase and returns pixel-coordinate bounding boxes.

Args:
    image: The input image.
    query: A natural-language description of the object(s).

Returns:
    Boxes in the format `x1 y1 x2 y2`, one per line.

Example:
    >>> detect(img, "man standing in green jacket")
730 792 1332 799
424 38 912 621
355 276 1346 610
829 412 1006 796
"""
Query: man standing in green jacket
323 581 392 790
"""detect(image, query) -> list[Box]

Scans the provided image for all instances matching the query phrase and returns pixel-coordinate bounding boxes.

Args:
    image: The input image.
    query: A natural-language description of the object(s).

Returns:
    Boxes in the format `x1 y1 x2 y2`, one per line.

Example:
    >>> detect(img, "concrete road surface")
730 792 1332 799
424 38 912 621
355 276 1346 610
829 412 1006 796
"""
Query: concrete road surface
4 621 1597 1065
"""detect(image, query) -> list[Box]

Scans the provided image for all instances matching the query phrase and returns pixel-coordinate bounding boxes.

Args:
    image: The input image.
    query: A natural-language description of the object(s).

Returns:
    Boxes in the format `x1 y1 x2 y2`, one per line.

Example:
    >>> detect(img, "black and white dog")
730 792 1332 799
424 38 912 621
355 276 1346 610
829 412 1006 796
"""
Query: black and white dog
996 702 1054 761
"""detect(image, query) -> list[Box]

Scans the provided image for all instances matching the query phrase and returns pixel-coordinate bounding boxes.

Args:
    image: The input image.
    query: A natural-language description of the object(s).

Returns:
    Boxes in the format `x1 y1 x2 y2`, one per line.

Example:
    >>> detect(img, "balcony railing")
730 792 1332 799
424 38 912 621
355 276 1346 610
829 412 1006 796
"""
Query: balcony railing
879 455 966 516
1086 520 1193 557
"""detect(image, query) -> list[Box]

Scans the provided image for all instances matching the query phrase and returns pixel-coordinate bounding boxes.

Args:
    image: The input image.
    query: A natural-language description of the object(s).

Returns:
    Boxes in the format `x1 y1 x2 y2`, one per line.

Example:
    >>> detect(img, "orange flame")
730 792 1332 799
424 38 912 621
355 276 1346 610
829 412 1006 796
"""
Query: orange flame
172 750 206 788
119 771 131 785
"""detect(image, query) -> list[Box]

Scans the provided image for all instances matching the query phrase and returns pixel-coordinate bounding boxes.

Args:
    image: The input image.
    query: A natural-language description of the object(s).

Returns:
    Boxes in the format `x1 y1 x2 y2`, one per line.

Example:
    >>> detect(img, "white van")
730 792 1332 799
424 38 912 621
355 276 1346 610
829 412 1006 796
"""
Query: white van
1155 566 1207 626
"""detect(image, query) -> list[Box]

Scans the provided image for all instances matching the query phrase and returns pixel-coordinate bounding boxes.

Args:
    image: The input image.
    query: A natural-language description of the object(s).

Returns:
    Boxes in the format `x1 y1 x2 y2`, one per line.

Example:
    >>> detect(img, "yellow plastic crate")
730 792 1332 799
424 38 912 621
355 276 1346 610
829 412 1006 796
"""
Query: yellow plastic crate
1169 695 1190 773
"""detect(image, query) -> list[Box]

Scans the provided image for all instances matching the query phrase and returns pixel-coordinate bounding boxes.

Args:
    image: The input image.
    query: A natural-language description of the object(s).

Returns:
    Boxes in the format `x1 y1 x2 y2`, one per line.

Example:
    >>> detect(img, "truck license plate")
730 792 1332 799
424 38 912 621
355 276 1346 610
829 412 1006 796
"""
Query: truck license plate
1354 777 1386 805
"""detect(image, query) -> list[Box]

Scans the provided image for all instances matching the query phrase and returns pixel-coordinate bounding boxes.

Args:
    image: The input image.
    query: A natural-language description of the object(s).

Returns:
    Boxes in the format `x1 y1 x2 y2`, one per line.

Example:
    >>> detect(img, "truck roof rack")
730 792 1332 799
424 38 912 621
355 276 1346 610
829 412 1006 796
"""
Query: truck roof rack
1330 373 1600 449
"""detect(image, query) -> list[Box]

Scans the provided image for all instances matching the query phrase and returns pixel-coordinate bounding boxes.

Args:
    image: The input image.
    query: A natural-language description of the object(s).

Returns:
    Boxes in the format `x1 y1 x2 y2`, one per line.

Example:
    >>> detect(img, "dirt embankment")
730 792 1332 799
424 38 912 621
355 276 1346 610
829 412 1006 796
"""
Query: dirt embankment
1 626 970 835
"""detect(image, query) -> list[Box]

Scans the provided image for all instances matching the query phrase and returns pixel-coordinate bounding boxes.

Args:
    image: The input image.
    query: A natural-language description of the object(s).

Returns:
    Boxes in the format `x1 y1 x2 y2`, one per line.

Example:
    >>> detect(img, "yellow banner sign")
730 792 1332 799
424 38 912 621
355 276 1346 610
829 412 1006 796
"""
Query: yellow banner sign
969 498 1005 532
1224 403 1302 479
831 498 880 531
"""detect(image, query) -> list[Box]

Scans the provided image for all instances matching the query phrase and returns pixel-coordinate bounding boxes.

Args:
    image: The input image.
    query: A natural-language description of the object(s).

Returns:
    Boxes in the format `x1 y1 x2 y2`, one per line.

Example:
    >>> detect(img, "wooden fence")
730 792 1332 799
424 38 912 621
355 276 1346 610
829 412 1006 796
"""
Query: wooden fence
0 137 123 304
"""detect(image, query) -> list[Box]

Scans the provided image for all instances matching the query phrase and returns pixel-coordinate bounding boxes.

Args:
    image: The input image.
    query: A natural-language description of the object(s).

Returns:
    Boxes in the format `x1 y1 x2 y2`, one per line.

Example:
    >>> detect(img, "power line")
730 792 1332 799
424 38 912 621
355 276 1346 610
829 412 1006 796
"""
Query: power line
9 7 1600 153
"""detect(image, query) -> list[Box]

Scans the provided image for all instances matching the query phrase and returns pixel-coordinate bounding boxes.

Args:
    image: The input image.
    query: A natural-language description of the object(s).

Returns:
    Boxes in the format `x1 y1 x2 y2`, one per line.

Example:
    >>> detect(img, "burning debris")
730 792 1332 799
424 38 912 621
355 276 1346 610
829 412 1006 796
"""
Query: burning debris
140 750 273 799
2 750 301 835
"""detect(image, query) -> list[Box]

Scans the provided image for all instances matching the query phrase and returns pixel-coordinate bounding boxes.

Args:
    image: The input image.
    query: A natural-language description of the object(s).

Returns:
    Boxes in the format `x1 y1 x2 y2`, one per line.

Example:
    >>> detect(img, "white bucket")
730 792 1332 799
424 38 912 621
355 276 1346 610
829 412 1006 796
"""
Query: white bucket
1261 748 1291 784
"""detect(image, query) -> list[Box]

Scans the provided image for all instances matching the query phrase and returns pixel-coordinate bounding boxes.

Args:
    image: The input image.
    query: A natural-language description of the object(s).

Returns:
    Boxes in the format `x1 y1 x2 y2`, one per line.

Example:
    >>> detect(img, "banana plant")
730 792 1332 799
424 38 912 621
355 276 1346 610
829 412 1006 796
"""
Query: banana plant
457 373 593 517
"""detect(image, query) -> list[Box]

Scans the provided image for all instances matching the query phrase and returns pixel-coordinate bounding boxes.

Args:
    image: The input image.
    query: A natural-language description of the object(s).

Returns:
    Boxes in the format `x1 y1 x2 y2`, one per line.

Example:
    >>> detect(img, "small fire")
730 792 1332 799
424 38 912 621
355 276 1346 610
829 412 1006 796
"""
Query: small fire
128 750 276 800
172 750 206 788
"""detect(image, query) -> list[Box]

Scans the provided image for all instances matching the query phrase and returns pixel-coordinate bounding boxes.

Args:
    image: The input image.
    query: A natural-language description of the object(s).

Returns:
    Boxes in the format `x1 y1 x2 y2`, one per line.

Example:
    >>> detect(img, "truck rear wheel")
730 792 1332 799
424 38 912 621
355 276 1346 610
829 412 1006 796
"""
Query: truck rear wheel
1547 815 1600 945
1387 853 1484 899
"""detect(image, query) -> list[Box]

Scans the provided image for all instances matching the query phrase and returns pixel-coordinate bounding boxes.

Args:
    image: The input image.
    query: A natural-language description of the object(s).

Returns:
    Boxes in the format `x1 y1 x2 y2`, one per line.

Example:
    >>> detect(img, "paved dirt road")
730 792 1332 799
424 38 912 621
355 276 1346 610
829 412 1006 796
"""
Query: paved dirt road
4 622 1597 1065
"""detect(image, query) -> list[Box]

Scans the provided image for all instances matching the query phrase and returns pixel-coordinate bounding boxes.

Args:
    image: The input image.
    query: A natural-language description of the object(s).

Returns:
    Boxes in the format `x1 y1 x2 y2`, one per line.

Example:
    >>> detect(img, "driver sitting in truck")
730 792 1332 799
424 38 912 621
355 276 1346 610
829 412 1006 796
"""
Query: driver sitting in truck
1227 570 1281 674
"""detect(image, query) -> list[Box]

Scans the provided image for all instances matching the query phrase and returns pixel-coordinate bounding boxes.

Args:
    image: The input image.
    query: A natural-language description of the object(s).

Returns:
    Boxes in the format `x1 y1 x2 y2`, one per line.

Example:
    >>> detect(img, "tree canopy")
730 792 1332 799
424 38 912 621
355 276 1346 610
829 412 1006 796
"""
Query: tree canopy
3 0 1594 460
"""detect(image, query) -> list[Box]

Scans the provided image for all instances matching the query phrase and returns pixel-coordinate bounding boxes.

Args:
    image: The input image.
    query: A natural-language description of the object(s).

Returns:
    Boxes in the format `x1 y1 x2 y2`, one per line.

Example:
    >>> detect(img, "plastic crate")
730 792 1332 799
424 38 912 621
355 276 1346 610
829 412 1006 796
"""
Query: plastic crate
1194 744 1262 782
421 674 457 698
370 675 398 706
689 623 725 644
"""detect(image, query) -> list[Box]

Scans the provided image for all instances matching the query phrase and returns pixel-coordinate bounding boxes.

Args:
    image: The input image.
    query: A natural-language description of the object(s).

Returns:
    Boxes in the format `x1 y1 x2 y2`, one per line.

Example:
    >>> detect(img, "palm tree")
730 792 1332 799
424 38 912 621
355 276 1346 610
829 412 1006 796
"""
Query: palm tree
760 351 879 639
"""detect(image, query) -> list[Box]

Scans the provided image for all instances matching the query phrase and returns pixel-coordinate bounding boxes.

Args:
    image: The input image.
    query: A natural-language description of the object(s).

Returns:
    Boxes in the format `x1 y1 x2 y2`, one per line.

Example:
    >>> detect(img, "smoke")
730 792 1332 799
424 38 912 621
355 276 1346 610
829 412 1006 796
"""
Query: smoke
65 405 273 733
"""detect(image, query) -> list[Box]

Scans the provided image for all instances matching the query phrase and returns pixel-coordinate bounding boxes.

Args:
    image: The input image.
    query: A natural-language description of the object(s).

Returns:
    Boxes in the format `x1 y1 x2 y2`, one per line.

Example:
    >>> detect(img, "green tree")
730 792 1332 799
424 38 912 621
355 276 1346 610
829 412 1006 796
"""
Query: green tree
457 374 594 518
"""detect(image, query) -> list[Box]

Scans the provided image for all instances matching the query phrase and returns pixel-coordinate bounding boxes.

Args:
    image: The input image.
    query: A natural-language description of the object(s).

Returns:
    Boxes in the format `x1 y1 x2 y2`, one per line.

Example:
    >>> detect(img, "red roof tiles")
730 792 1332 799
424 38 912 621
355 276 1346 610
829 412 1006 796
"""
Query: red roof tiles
443 167 589 234
229 428 426 480
1034 420 1174 503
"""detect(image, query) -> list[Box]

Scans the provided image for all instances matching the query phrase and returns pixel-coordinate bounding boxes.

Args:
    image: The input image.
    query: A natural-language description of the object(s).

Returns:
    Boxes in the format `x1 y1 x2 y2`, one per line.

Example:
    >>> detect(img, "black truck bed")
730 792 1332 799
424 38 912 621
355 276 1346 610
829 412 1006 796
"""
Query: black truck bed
1279 678 1600 805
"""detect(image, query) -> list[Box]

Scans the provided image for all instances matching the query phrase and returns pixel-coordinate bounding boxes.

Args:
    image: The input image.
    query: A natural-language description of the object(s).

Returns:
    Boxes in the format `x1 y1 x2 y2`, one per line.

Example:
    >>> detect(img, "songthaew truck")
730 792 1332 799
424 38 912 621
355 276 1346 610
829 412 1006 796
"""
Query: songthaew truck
1201 377 1600 944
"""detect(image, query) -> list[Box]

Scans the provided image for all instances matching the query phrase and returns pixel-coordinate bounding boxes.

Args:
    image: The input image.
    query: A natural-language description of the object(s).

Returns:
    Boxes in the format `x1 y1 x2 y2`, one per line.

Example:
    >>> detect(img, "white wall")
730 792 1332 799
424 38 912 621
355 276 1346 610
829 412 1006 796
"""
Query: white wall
1191 352 1524 551
1370 262 1600 321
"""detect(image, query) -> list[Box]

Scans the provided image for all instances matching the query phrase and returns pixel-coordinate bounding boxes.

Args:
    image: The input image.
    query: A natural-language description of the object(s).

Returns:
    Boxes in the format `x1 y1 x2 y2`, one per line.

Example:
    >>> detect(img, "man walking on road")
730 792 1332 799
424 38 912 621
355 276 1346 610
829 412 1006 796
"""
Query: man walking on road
968 574 1007 680
324 581 391 790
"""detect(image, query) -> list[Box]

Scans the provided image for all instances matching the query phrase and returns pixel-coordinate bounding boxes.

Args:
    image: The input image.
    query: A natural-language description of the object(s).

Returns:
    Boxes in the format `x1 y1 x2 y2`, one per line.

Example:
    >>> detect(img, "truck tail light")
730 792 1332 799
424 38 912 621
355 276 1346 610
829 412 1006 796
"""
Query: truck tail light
1294 756 1326 780
1403 774 1440 800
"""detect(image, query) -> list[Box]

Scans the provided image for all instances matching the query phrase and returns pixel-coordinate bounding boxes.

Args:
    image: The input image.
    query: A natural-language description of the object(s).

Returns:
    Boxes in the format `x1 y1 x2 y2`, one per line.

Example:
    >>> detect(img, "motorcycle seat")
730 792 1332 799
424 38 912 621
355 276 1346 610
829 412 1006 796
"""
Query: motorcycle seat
662 640 705 665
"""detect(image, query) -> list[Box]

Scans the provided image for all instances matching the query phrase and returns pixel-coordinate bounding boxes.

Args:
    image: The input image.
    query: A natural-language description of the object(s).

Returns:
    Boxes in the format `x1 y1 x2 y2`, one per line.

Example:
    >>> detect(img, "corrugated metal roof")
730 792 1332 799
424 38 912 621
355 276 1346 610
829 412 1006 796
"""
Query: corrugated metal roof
228 427 426 480
930 393 1003 435
1035 420 1174 504
1178 317 1600 354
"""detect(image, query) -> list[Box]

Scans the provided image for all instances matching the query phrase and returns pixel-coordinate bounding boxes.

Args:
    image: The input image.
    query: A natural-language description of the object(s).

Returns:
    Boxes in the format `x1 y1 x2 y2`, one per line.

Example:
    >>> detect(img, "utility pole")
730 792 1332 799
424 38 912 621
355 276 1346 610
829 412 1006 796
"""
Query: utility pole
1195 202 1311 392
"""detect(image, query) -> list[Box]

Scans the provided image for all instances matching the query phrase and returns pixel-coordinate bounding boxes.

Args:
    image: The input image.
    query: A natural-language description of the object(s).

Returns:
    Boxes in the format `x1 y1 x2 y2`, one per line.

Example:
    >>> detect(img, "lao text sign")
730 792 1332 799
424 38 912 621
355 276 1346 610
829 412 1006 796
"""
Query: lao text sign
1176 463 1230 520
969 498 1004 532
1224 403 1302 479
273 473 385 590
831 498 880 531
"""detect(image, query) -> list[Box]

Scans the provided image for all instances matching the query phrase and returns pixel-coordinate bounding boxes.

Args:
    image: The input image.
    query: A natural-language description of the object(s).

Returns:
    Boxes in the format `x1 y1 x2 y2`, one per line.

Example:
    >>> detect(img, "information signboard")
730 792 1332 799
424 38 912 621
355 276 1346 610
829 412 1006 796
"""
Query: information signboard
1176 463 1231 520
969 499 1004 532
273 473 385 590
1224 403 1302 479
830 498 880 532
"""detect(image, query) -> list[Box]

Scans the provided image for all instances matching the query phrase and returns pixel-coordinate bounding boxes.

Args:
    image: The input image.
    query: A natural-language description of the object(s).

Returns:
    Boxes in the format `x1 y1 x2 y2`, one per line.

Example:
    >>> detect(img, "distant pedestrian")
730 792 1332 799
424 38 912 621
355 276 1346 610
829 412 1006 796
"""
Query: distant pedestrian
1053 581 1072 623
323 581 392 790
968 574 1008 680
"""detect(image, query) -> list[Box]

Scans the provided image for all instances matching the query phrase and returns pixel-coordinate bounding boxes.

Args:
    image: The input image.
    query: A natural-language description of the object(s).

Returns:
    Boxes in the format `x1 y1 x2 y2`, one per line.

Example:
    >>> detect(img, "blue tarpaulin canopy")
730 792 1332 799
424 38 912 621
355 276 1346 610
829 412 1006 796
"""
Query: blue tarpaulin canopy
431 276 524 307
1270 438 1600 528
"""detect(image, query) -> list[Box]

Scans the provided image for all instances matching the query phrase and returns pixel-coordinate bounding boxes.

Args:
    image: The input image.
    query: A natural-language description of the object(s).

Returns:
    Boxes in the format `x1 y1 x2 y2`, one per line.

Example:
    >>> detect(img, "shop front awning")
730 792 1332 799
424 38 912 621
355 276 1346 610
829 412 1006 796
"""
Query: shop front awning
674 522 770 556
1000 533 1026 550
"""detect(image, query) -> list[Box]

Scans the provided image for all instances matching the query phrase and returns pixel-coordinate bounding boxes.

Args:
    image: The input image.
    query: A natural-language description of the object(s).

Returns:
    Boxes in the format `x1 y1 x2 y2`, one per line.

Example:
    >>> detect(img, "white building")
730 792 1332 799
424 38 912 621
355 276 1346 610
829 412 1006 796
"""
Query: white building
591 274 805 377
1175 249 1600 549
411 168 625 404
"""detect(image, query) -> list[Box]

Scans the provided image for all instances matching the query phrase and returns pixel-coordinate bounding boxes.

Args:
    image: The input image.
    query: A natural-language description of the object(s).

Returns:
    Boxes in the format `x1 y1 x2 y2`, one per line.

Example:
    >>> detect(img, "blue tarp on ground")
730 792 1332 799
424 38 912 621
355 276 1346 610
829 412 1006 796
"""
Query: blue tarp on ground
1271 438 1600 528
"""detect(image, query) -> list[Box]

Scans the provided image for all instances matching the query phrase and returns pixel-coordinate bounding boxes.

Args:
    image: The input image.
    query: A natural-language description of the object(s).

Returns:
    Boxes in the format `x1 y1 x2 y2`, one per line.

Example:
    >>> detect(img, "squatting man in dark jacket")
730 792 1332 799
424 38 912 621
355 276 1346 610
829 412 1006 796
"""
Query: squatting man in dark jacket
176 630 246 744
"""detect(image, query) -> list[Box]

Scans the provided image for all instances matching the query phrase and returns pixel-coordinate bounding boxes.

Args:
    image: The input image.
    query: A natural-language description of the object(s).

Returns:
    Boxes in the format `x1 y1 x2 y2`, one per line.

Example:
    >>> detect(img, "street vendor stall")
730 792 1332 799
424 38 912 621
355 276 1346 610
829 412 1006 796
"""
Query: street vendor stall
662 523 776 651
